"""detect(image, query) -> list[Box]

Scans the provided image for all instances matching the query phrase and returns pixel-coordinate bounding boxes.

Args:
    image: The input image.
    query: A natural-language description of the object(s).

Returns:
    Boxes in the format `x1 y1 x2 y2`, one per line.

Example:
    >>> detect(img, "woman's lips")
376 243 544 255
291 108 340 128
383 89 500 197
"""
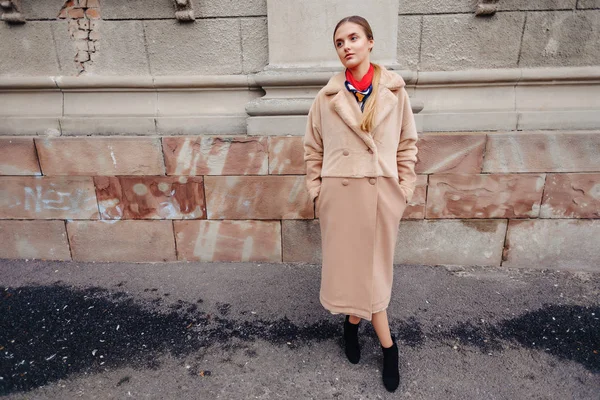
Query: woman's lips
345 54 354 59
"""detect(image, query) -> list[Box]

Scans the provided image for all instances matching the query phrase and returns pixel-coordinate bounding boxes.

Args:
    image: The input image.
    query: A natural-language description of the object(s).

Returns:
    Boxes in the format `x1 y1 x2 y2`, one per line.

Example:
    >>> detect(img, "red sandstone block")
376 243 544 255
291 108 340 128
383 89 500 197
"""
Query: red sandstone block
87 0 100 7
540 173 600 218
85 8 100 19
35 137 165 176
416 133 485 174
163 136 268 176
175 220 282 262
483 131 600 173
94 176 206 220
0 137 41 175
268 136 304 175
67 220 176 262
404 175 428 219
426 174 545 219
204 176 313 219
0 220 71 261
0 176 99 219
67 8 85 19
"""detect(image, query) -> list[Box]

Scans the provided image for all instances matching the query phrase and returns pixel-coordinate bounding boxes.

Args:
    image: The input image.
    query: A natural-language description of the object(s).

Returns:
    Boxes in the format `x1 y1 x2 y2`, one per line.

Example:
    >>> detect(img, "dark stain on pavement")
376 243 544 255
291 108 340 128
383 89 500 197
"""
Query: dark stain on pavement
0 284 598 395
0 284 338 395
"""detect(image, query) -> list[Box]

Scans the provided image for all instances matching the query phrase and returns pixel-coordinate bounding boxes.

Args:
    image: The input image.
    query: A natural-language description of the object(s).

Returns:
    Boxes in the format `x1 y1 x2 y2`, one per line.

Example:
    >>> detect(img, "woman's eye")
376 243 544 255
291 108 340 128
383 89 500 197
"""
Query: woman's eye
351 36 357 41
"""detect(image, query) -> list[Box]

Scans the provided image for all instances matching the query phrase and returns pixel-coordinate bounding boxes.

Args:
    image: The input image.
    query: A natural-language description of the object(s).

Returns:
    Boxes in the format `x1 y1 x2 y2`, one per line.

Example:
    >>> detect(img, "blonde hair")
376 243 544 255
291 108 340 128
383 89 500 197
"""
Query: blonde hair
333 16 379 133
360 63 380 133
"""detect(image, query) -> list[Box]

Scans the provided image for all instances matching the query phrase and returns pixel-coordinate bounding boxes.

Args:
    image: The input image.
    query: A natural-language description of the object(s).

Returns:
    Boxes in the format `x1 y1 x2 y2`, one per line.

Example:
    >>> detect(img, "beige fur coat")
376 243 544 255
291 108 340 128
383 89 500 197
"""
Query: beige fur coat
303 66 418 204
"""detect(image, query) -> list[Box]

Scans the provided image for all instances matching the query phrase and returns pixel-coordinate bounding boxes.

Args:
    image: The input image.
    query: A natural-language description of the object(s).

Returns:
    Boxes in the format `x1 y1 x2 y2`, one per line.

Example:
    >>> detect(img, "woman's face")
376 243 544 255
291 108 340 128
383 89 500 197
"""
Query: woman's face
333 22 373 69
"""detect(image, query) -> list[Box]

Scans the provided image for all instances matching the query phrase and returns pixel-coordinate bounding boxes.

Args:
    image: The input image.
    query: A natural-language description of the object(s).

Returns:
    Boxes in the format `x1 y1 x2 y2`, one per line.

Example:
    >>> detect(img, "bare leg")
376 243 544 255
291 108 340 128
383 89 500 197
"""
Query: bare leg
371 309 393 348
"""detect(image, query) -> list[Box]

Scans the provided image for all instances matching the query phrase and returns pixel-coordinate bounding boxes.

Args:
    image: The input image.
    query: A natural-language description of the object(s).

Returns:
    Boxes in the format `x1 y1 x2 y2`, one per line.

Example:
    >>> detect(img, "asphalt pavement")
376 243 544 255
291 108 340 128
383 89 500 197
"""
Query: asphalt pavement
0 259 598 399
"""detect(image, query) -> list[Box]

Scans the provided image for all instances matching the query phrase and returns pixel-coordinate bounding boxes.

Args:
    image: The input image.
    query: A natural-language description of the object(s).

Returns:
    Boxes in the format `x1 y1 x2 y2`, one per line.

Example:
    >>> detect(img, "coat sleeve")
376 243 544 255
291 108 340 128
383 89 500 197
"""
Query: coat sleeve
397 89 419 204
303 96 324 203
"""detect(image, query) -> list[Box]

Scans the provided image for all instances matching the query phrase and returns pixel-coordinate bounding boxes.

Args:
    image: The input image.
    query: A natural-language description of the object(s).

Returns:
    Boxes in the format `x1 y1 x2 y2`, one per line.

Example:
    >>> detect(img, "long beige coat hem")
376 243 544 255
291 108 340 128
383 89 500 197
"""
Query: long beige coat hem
320 294 391 322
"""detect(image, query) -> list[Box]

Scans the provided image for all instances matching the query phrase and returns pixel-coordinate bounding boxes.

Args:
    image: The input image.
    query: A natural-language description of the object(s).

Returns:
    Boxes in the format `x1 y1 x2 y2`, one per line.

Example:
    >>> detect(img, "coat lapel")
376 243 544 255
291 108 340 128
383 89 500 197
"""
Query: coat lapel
324 67 405 151
330 89 376 150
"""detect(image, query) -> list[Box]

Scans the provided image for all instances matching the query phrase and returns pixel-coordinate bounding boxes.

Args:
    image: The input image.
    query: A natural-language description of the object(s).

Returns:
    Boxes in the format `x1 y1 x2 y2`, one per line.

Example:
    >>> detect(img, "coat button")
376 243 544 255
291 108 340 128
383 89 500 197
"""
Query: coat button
343 150 350 156
342 179 349 186
367 148 373 154
369 178 376 185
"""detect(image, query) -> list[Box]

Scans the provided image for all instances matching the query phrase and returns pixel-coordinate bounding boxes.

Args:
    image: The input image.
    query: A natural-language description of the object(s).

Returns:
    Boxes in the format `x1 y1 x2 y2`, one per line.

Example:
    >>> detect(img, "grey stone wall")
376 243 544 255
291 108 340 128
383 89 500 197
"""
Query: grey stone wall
0 0 268 76
0 0 599 77
397 2 600 70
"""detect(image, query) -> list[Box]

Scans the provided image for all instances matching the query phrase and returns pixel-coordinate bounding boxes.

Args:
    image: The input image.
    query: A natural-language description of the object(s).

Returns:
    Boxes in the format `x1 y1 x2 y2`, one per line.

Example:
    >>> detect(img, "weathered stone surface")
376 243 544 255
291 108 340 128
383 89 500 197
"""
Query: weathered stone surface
415 133 486 174
499 1 577 10
35 137 165 176
398 0 475 14
503 219 600 271
427 174 545 219
578 0 600 8
204 176 312 219
84 21 150 76
144 19 242 75
397 15 421 70
483 131 600 173
520 11 600 67
63 91 156 117
163 136 268 176
395 220 507 266
404 175 428 219
0 91 62 117
51 20 80 76
0 138 41 175
267 0 399 68
103 0 265 19
156 116 247 135
60 117 157 136
101 0 173 19
0 220 71 261
420 13 525 70
195 0 266 17
67 220 176 262
94 176 206 220
540 173 600 218
268 136 304 175
0 22 60 76
282 219 321 263
20 0 75 19
0 176 98 219
241 17 269 73
175 220 281 262
398 1 576 14
0 118 61 136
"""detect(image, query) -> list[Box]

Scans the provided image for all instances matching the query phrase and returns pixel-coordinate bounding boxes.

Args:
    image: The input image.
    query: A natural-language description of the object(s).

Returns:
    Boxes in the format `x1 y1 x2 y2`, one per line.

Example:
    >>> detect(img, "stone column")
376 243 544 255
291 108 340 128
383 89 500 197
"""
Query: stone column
246 0 407 135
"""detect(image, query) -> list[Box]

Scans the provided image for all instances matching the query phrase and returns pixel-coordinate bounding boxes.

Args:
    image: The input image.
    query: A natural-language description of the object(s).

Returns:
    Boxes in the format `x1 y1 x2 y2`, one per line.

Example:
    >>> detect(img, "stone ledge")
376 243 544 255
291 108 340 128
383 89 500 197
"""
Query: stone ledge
1 66 597 91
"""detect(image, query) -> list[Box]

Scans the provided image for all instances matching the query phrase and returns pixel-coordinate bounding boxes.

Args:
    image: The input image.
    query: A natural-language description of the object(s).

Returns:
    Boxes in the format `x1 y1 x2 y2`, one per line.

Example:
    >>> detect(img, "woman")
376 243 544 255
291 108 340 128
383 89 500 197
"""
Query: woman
303 15 418 392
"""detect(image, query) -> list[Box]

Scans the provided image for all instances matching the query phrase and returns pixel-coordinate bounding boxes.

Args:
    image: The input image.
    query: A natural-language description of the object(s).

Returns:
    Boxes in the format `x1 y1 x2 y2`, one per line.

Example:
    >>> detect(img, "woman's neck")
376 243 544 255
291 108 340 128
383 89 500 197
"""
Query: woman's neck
348 61 372 81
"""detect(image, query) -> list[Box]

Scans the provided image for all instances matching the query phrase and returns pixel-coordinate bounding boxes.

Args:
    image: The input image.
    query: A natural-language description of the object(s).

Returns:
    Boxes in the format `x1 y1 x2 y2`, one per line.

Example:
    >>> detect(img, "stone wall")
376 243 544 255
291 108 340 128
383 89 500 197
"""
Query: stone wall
1 132 598 270
0 0 599 270
1 1 599 76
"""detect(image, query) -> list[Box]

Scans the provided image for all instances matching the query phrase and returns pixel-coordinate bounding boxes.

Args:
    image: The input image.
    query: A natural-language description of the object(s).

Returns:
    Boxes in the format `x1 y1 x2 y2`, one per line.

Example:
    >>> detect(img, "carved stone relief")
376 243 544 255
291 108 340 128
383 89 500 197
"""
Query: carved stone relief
0 0 25 24
475 0 499 16
173 0 195 22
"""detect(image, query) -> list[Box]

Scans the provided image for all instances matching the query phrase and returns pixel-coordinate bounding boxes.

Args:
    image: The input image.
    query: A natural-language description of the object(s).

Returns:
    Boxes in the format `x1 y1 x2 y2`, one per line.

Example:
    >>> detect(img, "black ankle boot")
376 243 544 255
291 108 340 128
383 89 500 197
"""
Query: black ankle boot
381 336 400 392
343 315 360 364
